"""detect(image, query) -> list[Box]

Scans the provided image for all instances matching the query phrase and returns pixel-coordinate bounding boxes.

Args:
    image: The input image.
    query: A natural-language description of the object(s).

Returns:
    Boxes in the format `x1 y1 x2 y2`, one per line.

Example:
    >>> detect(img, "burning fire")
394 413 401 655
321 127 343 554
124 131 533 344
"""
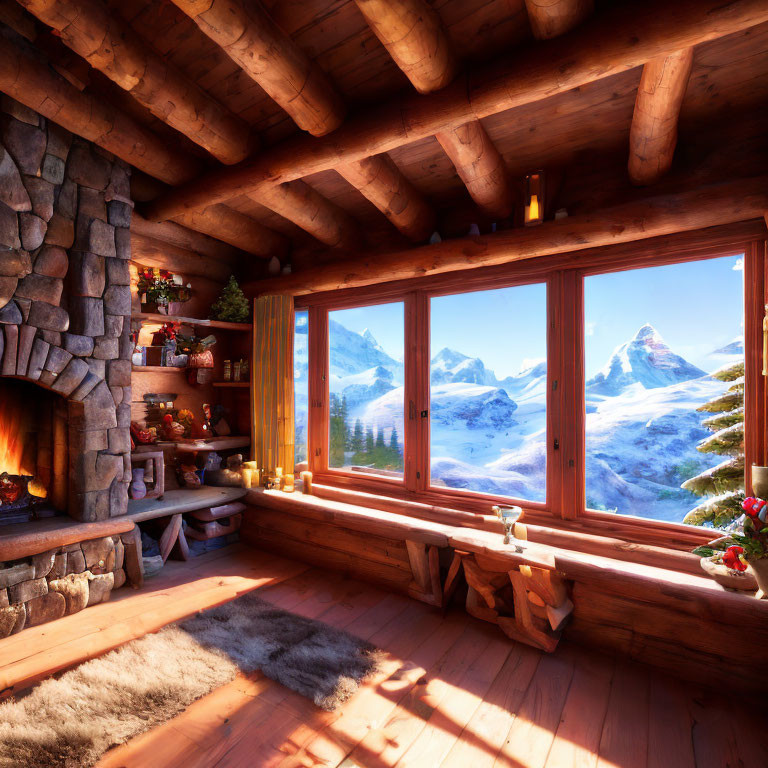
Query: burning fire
0 397 31 476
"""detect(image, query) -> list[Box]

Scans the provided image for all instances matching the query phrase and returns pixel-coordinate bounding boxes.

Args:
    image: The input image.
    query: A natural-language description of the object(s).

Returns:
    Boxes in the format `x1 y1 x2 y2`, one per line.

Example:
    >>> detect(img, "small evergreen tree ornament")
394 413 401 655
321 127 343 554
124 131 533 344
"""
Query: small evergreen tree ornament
210 275 249 323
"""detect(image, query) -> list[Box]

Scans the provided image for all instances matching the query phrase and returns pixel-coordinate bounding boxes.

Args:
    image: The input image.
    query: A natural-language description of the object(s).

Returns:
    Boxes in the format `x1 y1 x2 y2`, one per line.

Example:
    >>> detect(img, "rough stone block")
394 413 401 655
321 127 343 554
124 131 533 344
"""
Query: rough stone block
103 285 130 315
15 323 36 375
63 332 94 357
55 177 77 220
1 95 39 125
8 576 47 604
19 213 46 251
44 213 75 248
116 401 131 428
46 122 72 160
38 329 60 346
113 568 126 589
41 153 65 185
23 175 55 220
78 187 107 221
34 245 68 278
103 314 124 338
121 525 144 588
1 323 18 376
93 335 119 359
0 300 22 325
85 357 106 379
48 572 89 614
69 427 109 452
15 296 30 322
0 562 34 588
114 225 131 259
28 301 69 332
25 590 66 627
0 604 26 637
15 273 62 304
66 143 111 189
109 386 123 405
0 588 7 607
114 538 124 570
66 548 86 574
107 200 132 228
0 200 20 249
72 489 110 522
107 428 131 456
69 251 105 297
81 537 115 573
2 115 45 174
49 552 68 580
26 337 50 380
68 295 103 336
107 358 131 387
44 344 72 375
71 450 122 494
32 550 56 579
109 478 129 517
106 161 131 202
69 371 101 402
0 146 31 211
87 571 114 606
51 357 90 397
85 219 116 258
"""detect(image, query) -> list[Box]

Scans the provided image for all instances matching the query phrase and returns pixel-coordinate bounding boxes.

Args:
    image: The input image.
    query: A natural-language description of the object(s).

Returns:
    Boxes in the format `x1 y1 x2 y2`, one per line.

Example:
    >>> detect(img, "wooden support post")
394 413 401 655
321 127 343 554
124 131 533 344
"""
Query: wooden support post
16 0 253 164
628 48 695 185
158 514 183 563
428 545 443 606
169 0 344 137
406 539 430 592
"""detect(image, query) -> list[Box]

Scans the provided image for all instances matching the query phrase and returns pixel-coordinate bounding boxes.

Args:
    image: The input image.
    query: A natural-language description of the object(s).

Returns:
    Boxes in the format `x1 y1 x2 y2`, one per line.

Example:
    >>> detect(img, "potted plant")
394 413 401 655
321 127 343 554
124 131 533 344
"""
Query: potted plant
137 267 192 315
693 495 768 596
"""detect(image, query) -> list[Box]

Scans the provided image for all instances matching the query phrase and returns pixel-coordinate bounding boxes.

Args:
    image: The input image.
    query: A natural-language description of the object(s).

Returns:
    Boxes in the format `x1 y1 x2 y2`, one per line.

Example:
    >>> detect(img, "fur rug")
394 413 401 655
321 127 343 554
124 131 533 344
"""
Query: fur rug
0 593 380 768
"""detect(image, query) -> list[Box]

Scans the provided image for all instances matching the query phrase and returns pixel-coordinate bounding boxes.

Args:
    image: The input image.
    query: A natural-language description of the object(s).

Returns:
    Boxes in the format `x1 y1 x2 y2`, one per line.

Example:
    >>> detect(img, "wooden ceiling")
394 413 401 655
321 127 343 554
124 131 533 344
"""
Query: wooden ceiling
2 0 768 281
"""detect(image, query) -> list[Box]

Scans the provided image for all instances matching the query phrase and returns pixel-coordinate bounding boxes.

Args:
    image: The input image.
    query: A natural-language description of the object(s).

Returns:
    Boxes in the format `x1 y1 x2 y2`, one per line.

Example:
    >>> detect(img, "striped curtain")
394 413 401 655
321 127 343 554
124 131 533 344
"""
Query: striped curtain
253 295 295 476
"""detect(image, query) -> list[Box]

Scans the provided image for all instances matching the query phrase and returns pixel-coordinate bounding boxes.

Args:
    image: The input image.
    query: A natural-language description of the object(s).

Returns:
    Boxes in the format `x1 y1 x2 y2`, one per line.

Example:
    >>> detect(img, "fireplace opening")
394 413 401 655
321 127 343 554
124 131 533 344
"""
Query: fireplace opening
0 379 68 525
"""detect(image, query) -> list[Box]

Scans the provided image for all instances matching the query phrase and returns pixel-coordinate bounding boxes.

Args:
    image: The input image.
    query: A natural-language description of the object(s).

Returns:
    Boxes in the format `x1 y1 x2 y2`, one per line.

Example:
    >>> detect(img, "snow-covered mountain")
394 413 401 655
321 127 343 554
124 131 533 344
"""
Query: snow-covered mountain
587 324 705 395
298 320 741 522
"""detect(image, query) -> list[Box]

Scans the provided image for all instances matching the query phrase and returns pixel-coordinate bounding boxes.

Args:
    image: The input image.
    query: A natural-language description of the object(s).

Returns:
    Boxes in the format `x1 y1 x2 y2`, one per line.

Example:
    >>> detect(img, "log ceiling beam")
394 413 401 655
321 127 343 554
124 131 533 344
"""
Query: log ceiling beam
15 0 253 164
524 0 594 40
245 175 768 296
256 181 360 250
337 154 435 242
354 0 513 220
0 29 288 257
168 0 344 138
169 0 434 242
628 48 695 186
146 0 768 223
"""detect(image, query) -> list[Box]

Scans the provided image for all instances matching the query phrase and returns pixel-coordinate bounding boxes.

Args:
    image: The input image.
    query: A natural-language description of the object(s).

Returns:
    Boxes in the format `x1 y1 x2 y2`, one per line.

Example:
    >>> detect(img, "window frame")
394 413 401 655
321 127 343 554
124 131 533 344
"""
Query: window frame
295 222 767 541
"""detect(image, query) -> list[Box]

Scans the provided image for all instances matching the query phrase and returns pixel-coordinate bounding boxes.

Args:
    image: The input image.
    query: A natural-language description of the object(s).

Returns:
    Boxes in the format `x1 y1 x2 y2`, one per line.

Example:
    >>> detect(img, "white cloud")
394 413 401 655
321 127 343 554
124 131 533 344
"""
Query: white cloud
733 257 744 271
585 321 597 337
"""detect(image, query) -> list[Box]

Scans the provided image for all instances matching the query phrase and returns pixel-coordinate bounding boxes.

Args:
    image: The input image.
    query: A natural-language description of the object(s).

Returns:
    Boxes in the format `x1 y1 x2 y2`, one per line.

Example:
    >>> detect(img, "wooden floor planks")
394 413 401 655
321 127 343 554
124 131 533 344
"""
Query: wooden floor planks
2 544 764 768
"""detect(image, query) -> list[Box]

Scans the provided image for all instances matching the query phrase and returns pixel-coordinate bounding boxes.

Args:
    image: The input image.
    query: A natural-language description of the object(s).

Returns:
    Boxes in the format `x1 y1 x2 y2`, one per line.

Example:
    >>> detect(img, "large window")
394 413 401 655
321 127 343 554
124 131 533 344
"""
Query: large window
294 310 309 465
296 234 765 537
327 302 405 478
430 284 547 502
584 255 745 523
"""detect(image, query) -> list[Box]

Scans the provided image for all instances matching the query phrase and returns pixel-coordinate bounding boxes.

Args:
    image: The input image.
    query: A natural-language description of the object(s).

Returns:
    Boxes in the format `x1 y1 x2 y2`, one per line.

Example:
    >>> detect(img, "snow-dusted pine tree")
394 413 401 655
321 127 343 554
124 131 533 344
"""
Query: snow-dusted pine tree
682 361 745 527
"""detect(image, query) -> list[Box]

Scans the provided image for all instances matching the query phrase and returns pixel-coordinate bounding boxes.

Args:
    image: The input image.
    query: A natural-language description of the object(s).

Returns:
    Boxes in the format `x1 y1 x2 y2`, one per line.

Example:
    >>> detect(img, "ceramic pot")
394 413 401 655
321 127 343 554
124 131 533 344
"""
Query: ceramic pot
747 557 768 597
751 465 768 499
130 468 147 500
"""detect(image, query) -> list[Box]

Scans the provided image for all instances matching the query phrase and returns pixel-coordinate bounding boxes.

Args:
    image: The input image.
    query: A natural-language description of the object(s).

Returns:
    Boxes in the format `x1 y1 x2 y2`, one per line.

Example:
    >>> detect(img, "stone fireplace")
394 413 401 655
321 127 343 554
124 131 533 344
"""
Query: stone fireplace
1 96 139 636
1 95 133 525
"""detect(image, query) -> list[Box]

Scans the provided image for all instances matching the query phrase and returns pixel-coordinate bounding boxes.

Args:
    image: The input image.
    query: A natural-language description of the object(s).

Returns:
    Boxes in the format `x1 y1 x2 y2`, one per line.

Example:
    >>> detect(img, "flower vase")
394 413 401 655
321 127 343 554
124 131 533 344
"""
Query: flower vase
130 468 147 500
747 558 768 597
751 465 768 499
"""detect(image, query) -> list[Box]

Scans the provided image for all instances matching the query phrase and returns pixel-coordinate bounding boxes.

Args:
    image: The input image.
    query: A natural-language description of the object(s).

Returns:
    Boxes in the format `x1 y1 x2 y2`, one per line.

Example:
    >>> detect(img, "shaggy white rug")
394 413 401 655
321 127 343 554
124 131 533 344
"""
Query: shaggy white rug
0 593 380 768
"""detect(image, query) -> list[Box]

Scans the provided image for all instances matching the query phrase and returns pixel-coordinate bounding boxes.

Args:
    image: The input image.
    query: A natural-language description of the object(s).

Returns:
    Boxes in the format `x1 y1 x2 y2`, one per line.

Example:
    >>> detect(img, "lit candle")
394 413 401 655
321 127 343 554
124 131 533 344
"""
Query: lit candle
300 471 313 494
275 467 283 478
241 468 253 489
283 473 295 492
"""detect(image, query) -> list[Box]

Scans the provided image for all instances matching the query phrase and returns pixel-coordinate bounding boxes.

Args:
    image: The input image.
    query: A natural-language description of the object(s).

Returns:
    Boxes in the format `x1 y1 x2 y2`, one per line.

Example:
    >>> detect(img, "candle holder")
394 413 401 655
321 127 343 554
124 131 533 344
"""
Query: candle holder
492 505 523 547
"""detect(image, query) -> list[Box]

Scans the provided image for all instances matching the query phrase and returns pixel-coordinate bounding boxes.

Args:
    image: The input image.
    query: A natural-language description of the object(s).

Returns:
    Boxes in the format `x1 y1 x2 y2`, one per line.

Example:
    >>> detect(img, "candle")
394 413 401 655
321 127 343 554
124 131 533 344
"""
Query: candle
282 473 295 492
241 468 253 489
243 460 259 470
275 467 283 477
300 471 313 494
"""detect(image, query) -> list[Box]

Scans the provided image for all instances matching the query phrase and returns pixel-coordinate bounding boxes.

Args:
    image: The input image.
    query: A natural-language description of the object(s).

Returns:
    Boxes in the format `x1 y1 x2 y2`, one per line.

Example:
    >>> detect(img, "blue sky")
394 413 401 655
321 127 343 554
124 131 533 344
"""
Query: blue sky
325 253 745 379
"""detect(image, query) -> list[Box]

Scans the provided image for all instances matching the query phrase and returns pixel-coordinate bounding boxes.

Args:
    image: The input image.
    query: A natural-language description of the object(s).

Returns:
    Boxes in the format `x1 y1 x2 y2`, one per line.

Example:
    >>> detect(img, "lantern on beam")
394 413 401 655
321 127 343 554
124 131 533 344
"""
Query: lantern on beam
524 172 544 226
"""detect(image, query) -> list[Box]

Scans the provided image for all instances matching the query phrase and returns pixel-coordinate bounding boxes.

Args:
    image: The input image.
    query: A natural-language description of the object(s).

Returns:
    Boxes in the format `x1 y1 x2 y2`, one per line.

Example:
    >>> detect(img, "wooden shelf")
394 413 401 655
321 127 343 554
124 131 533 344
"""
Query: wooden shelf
212 381 250 388
133 312 251 332
126 487 248 523
132 365 187 373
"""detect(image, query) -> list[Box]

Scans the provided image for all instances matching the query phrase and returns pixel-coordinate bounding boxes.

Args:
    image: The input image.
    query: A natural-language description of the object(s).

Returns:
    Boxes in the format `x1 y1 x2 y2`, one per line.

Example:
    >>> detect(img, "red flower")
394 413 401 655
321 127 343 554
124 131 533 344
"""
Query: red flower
722 545 747 571
162 413 174 425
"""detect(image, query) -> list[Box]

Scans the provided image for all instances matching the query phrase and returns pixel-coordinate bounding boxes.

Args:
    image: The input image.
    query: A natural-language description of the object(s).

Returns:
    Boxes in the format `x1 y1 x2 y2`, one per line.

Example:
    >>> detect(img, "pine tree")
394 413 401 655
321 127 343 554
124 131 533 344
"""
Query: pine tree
364 427 375 461
329 394 346 467
682 361 745 527
210 275 249 323
388 427 403 470
351 419 365 462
